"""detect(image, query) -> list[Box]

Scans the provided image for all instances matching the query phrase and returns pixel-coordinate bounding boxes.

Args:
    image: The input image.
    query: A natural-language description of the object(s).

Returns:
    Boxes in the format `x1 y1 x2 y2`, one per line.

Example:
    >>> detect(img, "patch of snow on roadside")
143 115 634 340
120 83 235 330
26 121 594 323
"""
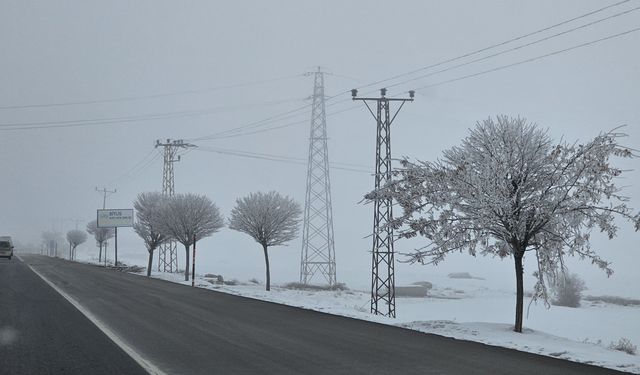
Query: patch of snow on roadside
398 321 640 373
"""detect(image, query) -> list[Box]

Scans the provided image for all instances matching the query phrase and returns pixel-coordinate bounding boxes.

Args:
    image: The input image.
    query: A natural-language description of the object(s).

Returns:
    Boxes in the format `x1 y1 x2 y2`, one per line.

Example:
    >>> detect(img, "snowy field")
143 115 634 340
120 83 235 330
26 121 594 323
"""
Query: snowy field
65 254 640 374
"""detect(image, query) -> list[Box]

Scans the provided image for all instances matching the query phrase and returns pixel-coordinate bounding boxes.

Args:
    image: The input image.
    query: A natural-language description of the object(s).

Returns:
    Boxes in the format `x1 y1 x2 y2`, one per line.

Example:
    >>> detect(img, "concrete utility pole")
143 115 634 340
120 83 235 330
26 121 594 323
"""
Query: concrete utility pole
300 67 337 286
352 88 414 318
155 139 196 272
95 187 116 263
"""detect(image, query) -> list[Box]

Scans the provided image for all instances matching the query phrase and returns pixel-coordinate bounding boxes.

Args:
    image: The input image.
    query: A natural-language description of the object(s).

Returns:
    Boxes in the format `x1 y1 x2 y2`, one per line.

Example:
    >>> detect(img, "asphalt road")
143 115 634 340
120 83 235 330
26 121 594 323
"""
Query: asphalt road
0 256 147 375
14 255 628 375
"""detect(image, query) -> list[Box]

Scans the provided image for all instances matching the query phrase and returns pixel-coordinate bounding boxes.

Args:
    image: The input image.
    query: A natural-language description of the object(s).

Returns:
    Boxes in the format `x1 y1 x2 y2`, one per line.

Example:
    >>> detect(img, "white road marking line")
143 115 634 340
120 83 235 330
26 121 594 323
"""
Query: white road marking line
24 260 167 375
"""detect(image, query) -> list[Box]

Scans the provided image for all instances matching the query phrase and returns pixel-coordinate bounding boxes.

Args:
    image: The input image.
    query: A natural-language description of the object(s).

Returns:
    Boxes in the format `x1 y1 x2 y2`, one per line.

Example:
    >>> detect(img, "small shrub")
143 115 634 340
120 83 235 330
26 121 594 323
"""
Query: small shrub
552 273 586 308
249 278 261 285
110 262 145 273
608 338 637 355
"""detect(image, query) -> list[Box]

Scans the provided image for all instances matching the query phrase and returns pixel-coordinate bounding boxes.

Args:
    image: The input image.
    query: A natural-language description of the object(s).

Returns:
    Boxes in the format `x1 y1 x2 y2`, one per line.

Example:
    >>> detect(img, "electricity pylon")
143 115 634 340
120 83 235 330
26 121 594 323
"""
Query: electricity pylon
352 88 414 318
300 67 337 286
155 139 195 272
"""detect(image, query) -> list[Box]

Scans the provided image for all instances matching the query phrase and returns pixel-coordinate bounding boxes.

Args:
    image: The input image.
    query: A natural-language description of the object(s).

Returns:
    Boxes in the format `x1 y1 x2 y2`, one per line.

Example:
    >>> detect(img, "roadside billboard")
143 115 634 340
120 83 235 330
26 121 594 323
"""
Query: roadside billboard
97 209 134 228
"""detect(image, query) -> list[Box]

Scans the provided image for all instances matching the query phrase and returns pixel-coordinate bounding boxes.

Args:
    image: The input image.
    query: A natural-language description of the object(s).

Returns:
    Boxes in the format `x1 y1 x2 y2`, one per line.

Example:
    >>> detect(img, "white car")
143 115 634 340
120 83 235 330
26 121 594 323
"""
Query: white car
0 236 14 259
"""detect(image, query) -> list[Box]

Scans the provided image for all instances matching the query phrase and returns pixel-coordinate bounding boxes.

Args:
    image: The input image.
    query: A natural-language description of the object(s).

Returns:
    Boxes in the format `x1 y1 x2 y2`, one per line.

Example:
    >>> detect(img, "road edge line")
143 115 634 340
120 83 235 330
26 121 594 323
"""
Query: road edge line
24 261 167 375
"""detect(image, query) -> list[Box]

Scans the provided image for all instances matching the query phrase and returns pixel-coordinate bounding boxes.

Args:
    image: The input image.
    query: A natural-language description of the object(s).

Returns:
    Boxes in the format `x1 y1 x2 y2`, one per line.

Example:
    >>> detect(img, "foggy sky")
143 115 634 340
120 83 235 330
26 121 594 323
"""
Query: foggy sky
1 1 639 300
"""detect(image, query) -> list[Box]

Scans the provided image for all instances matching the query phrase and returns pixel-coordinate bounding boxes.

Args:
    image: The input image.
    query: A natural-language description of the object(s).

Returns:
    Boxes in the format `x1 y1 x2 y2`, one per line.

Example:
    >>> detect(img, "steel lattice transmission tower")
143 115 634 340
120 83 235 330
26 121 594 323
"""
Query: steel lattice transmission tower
352 88 414 318
155 139 195 272
300 67 337 286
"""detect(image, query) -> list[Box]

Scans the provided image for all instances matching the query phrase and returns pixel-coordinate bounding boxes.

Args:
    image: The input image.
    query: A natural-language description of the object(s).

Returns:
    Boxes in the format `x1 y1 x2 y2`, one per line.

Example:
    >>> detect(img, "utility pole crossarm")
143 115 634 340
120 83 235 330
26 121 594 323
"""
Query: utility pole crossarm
95 187 117 209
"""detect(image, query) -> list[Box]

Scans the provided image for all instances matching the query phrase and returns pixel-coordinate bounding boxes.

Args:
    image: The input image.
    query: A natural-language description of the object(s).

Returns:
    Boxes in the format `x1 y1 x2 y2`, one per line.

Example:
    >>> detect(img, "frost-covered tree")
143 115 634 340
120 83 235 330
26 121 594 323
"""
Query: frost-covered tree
133 192 169 276
228 191 302 291
156 193 224 281
86 220 114 262
369 116 640 333
66 229 87 260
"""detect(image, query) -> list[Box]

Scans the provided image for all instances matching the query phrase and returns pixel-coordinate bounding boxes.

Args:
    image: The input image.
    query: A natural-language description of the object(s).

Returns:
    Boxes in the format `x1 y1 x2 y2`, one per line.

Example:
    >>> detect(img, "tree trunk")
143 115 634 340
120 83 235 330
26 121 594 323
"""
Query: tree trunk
191 238 196 287
69 243 72 260
147 250 154 277
514 251 525 333
262 244 270 291
184 244 190 281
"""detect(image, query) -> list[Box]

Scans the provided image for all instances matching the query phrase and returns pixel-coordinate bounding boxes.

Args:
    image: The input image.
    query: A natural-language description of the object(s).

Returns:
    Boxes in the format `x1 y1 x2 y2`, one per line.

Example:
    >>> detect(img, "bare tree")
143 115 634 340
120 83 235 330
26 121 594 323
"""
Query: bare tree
370 116 640 333
66 229 87 260
86 220 114 263
133 192 169 276
229 191 302 291
157 193 224 281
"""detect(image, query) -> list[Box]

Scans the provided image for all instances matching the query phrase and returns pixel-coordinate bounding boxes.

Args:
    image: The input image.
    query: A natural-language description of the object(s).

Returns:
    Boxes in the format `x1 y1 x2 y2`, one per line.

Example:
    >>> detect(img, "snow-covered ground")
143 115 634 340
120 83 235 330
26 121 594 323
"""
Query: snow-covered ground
68 255 639 373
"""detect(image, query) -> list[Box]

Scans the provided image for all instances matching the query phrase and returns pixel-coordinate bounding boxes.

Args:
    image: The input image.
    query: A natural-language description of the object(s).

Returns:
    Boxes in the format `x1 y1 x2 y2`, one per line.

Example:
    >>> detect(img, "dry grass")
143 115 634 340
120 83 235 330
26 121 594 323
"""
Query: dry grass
609 338 637 355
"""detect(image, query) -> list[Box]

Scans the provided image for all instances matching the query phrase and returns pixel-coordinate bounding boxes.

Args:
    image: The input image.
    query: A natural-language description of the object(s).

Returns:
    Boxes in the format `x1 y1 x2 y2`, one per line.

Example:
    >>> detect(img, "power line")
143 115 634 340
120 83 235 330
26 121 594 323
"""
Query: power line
411 26 640 92
187 100 316 141
187 9 636 144
5 12 632 137
195 105 361 140
384 5 640 91
0 97 303 131
102 22 640 191
105 149 163 187
0 74 302 110
195 146 371 173
349 0 635 93
2 1 635 138
199 0 639 142
186 76 366 142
